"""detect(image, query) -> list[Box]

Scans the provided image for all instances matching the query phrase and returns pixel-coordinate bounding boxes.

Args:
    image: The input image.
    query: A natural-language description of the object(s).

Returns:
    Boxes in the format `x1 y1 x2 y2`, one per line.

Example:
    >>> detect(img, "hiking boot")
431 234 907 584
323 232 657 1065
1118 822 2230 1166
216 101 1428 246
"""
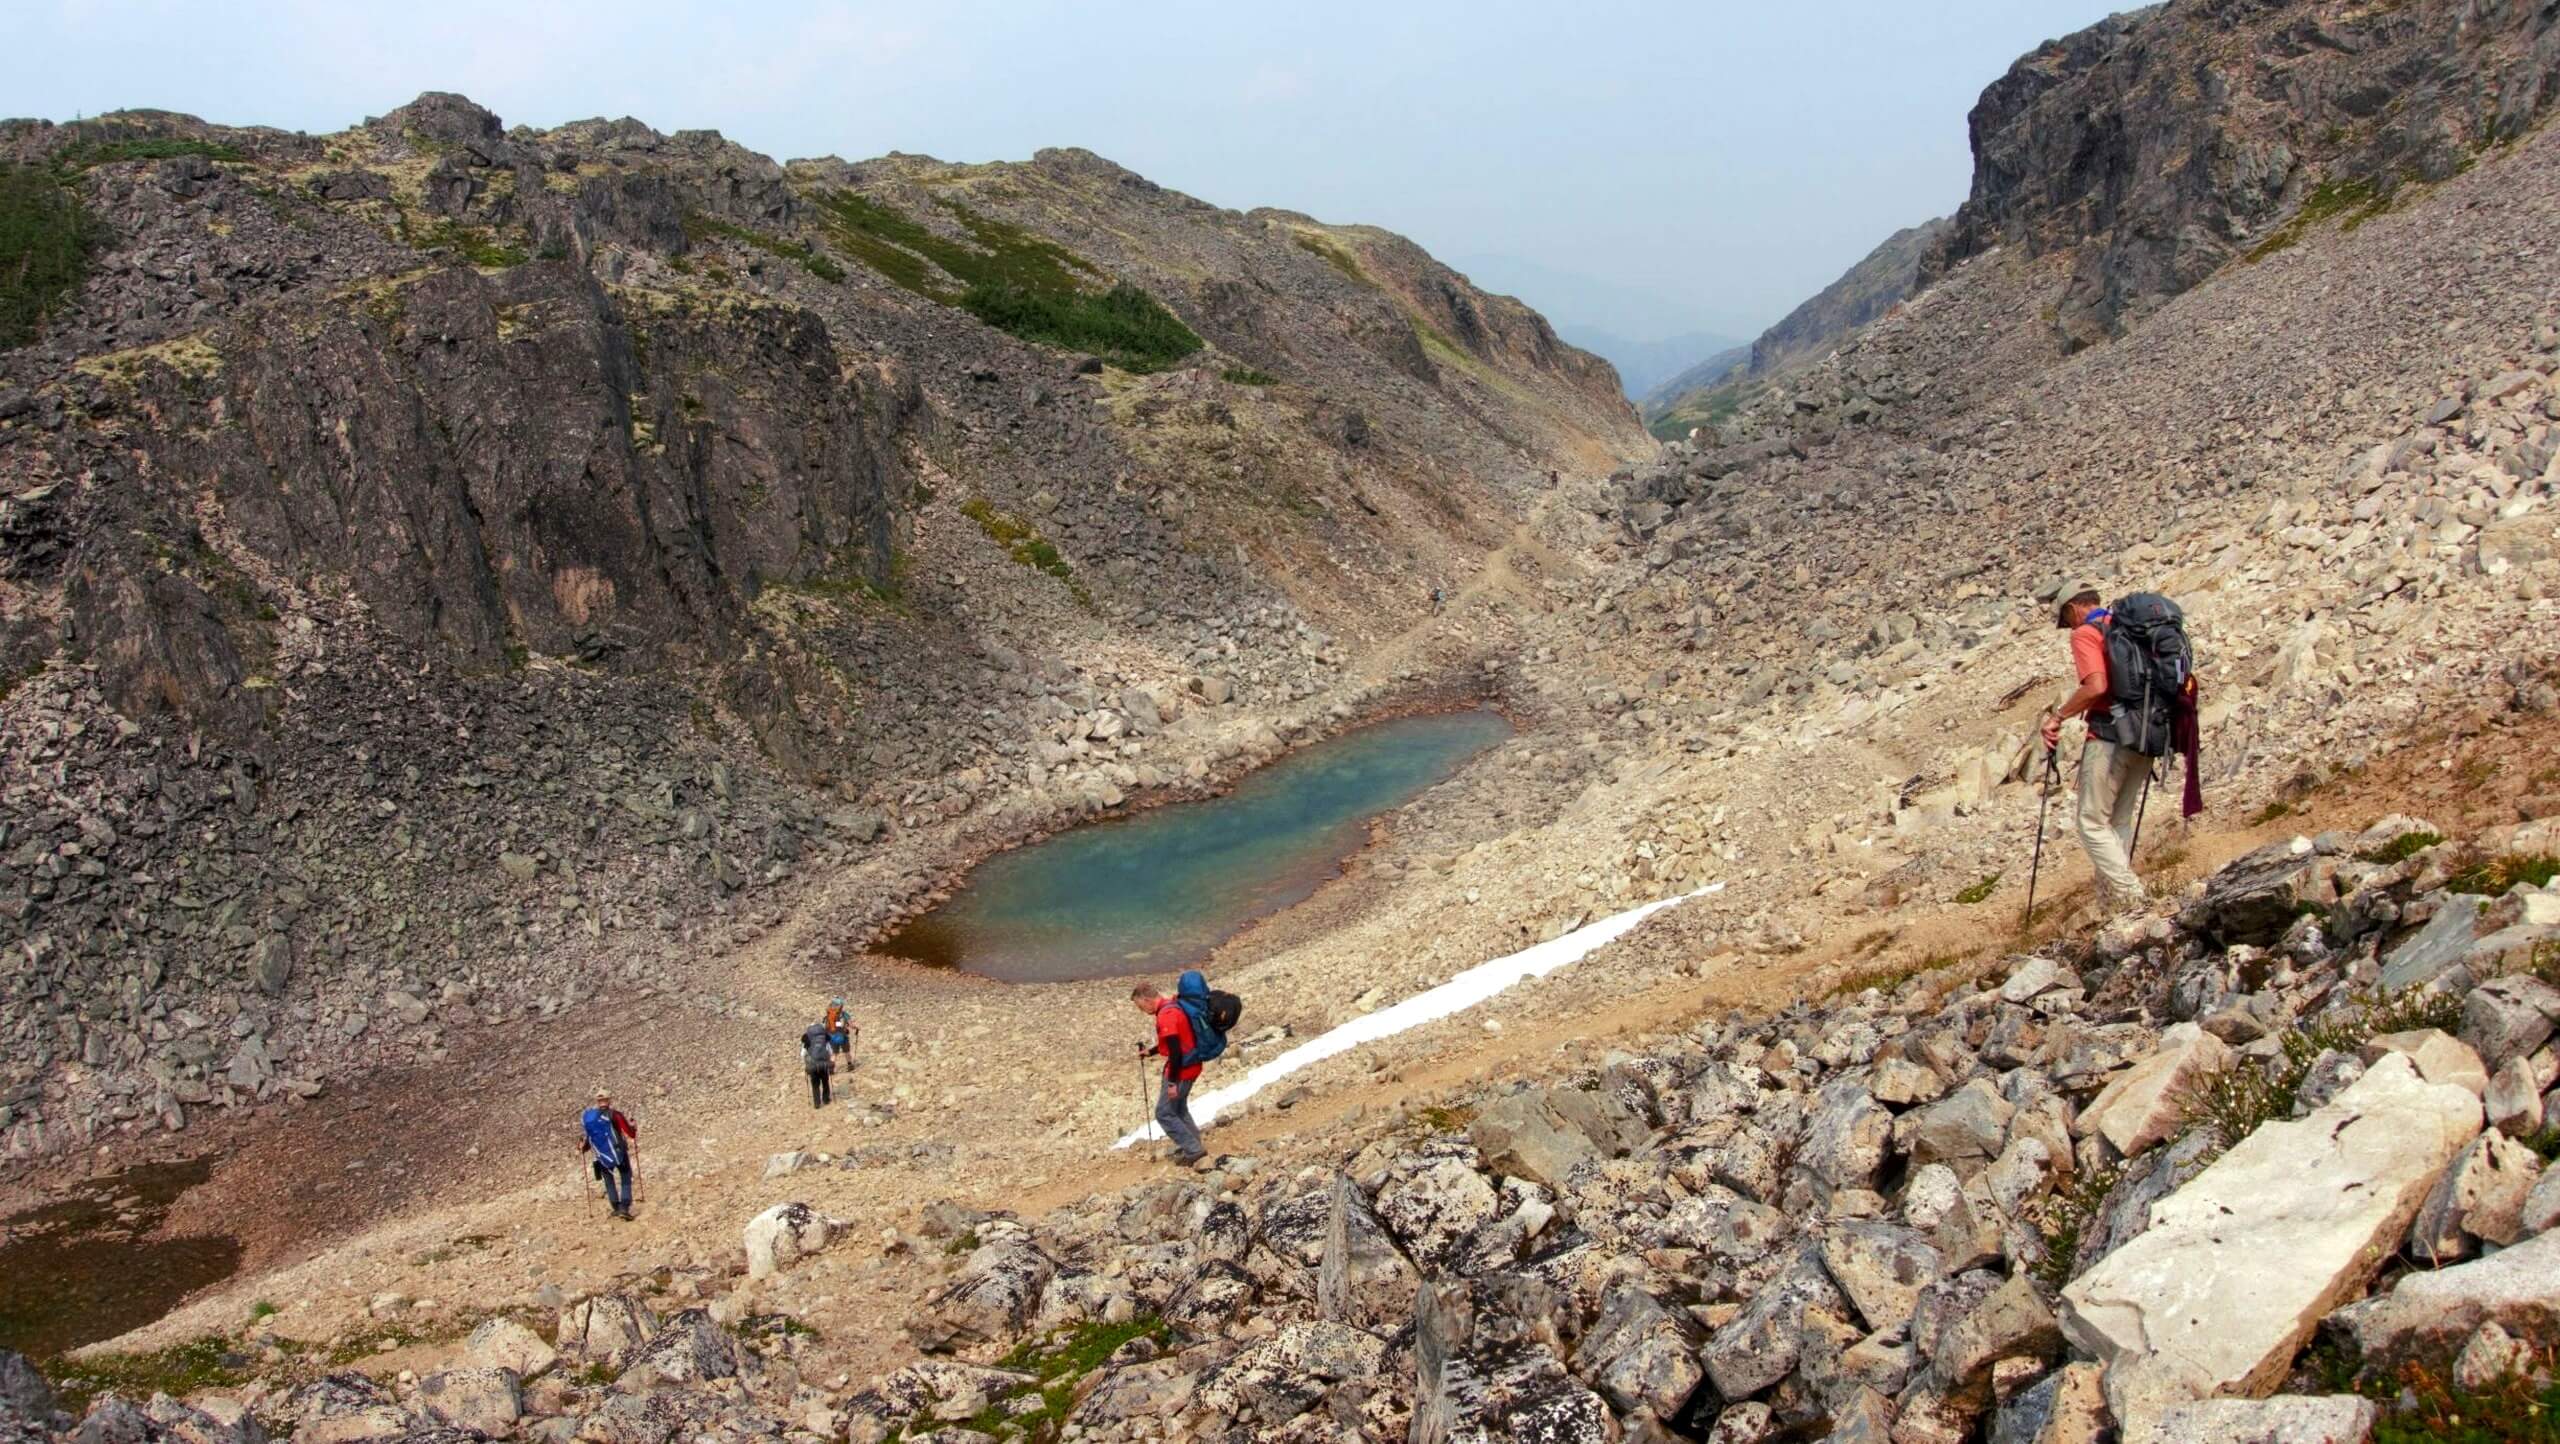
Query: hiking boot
1171 1151 1206 1169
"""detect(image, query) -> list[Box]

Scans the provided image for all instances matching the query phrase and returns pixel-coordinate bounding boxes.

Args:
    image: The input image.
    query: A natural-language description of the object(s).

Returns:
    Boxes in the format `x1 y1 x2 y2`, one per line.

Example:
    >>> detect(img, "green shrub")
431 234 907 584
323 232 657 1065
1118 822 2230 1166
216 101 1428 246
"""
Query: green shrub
2361 830 2446 864
958 279 1201 374
2449 854 2560 896
52 138 243 173
1293 233 1370 286
48 1337 246 1411
2177 987 2466 1158
1954 874 2001 906
2030 1161 2123 1292
684 213 843 283
413 218 528 268
811 191 1201 371
1 163 109 348
1221 365 1278 386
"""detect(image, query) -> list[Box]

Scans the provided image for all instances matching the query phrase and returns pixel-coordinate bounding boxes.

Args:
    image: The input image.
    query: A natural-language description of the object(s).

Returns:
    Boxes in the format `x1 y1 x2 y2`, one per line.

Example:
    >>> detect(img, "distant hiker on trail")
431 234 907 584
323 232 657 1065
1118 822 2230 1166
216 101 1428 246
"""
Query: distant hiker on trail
578 1089 638 1221
2043 588 2199 915
824 998 856 1060
1133 970 1243 1168
801 1022 836 1109
1431 585 1446 613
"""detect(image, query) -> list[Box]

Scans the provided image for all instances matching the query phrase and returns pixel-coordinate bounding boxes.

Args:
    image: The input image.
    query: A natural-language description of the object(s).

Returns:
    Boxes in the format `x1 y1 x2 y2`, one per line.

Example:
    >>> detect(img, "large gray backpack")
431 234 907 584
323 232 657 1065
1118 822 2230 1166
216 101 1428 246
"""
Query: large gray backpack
802 1030 834 1072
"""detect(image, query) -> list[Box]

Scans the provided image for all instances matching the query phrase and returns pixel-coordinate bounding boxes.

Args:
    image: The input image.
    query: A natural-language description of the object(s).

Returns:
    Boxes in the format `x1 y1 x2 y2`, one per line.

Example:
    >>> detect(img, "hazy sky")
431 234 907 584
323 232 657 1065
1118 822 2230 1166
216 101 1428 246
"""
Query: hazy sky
7 0 2118 340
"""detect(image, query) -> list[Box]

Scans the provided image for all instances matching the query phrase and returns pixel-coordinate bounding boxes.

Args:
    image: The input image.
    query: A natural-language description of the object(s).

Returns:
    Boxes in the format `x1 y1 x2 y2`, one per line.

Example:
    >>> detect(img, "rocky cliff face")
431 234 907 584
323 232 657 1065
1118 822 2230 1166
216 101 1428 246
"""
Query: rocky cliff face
1643 219 1947 440
0 93 1645 1162
1924 0 2560 348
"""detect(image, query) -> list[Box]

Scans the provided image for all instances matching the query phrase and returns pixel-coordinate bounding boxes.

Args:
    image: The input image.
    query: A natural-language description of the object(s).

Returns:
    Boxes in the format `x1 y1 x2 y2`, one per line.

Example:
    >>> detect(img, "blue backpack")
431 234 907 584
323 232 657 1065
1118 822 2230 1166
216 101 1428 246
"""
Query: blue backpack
1174 970 1243 1065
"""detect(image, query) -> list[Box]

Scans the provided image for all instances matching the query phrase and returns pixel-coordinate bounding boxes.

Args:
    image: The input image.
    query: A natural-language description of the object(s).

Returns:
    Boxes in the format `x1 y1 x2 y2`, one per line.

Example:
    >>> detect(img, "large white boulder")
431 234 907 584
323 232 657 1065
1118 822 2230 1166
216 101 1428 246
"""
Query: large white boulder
745 1201 837 1280
2059 1053 2481 1435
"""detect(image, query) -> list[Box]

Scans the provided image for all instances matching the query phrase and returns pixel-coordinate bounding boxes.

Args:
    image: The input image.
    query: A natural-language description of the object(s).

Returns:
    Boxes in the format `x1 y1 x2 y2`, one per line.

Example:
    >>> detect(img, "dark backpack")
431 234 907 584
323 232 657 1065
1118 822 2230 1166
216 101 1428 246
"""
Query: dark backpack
2097 592 2192 758
1174 969 1243 1065
802 1028 834 1072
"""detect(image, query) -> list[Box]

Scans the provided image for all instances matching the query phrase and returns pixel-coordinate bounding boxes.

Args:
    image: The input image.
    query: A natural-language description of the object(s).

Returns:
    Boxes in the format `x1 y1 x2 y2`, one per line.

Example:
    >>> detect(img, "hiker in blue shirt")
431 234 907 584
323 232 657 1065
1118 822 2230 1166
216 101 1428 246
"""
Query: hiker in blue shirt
577 1089 638 1221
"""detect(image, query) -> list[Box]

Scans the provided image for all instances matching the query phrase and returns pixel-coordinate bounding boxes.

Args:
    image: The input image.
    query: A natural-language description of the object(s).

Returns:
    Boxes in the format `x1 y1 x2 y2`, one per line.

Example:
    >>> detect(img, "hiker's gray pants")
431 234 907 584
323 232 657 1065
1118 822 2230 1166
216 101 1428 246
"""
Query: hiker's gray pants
2076 737 2151 908
1157 1073 1203 1157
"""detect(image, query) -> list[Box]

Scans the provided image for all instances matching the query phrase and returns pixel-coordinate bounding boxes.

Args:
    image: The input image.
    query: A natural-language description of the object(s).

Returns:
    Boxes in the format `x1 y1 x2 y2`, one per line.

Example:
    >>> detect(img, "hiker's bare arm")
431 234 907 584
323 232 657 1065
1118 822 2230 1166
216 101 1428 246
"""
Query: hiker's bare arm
2054 675 2108 722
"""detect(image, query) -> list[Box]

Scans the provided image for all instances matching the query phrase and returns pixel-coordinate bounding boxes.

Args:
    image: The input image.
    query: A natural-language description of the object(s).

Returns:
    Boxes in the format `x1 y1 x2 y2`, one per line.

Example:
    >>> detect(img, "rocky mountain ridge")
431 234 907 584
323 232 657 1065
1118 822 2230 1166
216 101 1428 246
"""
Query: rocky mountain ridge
0 92 1645 1166
1923 0 2560 349
1641 219 1948 442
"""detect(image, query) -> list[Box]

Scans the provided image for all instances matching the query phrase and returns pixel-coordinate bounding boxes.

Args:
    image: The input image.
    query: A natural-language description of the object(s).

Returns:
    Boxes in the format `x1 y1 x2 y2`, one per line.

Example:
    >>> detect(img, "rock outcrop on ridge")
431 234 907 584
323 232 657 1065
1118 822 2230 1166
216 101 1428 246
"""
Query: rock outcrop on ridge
1924 0 2560 348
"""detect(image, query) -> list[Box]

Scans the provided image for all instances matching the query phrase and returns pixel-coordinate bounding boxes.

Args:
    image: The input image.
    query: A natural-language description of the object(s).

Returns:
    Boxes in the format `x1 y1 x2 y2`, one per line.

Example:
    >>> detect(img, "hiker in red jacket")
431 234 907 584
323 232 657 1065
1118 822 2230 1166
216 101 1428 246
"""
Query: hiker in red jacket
1132 982 1205 1166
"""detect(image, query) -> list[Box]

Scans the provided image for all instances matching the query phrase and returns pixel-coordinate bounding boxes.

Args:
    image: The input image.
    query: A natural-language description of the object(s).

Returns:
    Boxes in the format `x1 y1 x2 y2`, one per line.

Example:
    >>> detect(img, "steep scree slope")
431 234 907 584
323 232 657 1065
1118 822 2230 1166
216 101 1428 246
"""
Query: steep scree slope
0 93 1644 1165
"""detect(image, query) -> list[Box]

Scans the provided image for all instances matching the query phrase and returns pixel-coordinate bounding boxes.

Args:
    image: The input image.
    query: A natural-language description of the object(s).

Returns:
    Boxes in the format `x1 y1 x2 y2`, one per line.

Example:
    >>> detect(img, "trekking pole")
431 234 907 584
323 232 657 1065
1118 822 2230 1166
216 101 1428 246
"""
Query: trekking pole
2023 744 2060 933
2129 762 2156 862
1137 1053 1149 1144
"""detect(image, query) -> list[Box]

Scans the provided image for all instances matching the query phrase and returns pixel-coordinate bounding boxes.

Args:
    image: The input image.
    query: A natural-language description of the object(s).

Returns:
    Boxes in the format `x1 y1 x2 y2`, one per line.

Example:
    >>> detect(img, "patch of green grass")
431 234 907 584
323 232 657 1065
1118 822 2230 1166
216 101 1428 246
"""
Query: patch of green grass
1293 233 1370 286
810 191 1201 371
2246 175 2391 261
899 1317 1174 1442
413 218 528 268
2249 800 2296 826
2315 1330 2560 1443
2450 854 2560 897
942 1228 981 1257
48 1337 247 1412
2362 830 2447 865
1954 874 2001 906
1220 365 1278 386
1 162 110 349
1827 950 1970 1001
959 497 1077 586
53 138 244 173
960 279 1202 374
1412 1104 1475 1133
684 213 844 282
249 1300 280 1321
411 1233 497 1267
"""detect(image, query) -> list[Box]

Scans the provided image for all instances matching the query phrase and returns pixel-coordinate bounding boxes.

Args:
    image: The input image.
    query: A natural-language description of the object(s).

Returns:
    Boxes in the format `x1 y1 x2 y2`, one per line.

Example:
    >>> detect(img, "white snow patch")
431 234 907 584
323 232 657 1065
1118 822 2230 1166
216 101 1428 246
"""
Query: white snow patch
1116 882 1722 1148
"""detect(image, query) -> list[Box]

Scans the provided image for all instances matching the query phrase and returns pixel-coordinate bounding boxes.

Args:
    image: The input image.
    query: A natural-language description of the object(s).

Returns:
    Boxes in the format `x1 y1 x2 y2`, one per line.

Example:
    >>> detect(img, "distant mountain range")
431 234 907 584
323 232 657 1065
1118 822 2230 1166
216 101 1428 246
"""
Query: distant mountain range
1554 325 1748 400
1446 251 1749 400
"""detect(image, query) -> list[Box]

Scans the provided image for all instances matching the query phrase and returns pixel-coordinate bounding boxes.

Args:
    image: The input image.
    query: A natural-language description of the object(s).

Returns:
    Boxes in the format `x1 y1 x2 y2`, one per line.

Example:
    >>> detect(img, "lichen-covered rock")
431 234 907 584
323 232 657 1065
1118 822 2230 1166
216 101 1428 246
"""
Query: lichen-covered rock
1819 1221 1941 1334
742 1201 835 1280
909 1225 1057 1351
412 1368 521 1435
1572 1283 1703 1419
462 1316 556 1378
284 1374 410 1444
612 1309 742 1391
2408 1131 2543 1262
556 1294 658 1368
2333 1226 2560 1363
2152 1394 2376 1443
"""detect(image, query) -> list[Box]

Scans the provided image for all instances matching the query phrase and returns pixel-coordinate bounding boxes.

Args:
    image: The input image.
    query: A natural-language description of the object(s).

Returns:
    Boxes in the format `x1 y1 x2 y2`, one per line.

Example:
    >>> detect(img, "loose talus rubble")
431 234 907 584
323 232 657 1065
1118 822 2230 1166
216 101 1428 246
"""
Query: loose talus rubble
11 816 2559 1441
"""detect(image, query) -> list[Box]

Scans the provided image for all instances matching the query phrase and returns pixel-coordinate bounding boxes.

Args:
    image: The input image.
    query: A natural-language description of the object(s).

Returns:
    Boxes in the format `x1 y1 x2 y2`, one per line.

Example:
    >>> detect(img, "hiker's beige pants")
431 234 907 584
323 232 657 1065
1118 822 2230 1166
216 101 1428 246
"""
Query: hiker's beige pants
2076 738 2151 907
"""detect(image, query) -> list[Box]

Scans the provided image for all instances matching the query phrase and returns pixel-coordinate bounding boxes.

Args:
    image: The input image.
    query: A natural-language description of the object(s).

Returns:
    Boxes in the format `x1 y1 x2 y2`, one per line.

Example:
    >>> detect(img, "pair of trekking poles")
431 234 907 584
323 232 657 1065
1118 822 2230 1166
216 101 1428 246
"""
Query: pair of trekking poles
2023 740 2154 932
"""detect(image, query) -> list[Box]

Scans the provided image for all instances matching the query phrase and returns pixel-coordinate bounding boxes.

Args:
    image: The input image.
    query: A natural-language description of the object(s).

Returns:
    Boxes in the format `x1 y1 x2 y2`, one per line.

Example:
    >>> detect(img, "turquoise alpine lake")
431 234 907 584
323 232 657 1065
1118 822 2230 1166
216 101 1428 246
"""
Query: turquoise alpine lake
879 709 1512 983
